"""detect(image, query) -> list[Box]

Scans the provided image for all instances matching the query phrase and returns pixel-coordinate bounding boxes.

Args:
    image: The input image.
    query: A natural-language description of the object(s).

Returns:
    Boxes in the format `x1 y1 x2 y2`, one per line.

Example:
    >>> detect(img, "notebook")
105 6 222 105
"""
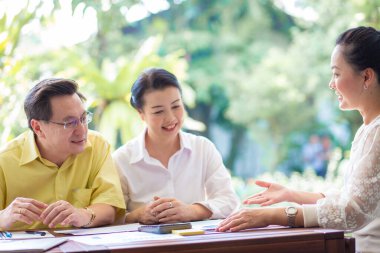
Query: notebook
0 237 67 252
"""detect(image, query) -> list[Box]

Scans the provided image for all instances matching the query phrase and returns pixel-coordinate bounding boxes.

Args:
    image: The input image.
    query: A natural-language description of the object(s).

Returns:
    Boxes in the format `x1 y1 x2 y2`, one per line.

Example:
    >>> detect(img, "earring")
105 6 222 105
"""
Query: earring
364 85 368 90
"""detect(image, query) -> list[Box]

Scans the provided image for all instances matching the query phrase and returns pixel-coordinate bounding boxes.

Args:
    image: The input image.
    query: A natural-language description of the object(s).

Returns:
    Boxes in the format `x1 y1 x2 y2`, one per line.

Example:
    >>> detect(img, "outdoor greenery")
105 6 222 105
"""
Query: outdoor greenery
1 0 379 197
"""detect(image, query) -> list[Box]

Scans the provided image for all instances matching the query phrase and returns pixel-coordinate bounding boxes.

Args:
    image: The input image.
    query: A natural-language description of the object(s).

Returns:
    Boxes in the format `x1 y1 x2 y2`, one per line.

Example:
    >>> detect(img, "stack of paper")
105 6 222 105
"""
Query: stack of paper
0 237 67 252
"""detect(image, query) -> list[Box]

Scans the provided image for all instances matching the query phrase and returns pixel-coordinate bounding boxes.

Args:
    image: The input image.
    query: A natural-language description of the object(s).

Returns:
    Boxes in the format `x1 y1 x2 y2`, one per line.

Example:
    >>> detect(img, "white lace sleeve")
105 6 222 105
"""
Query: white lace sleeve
317 123 380 231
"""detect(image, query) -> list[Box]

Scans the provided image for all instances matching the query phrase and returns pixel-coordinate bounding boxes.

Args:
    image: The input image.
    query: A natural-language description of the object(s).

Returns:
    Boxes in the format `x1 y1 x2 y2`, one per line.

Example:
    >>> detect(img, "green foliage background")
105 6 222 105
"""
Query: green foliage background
1 0 379 198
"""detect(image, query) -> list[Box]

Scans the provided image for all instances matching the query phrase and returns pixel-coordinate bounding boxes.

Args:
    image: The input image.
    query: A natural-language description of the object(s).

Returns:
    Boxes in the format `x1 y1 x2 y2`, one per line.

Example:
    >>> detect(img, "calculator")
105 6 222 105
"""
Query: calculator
138 222 192 234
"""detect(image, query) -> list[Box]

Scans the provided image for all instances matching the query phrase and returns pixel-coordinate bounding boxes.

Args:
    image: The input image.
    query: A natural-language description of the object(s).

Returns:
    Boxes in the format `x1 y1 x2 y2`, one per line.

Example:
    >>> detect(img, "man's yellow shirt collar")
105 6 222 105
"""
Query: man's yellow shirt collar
20 130 92 166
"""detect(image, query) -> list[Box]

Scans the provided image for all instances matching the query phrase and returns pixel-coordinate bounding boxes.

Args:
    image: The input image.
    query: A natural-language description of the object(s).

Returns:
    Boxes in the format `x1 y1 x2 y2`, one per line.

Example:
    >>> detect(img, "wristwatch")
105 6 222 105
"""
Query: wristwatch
285 206 298 228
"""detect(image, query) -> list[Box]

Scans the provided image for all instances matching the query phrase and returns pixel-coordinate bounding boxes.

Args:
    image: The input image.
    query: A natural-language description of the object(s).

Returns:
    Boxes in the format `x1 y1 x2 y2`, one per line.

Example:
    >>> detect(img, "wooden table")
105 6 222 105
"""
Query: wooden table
48 227 355 253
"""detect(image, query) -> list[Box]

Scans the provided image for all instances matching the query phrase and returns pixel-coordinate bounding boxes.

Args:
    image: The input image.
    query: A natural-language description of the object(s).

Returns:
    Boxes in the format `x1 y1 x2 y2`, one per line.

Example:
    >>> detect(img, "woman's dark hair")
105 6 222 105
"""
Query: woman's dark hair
130 68 182 110
336 26 380 83
24 78 86 130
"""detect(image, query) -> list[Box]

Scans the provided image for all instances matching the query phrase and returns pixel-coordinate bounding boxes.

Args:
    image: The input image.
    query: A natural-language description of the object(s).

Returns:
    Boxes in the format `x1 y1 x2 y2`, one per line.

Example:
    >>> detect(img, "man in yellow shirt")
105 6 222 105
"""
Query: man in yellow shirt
0 78 126 230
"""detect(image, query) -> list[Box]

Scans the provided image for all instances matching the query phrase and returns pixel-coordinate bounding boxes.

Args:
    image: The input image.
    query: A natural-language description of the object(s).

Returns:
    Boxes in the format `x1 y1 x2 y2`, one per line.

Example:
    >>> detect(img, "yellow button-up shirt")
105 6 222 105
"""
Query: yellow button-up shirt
0 130 126 230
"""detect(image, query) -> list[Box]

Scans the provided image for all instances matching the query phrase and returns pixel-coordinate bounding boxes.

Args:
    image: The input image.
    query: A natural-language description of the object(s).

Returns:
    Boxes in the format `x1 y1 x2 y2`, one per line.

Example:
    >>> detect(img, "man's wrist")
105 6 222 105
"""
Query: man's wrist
82 207 96 228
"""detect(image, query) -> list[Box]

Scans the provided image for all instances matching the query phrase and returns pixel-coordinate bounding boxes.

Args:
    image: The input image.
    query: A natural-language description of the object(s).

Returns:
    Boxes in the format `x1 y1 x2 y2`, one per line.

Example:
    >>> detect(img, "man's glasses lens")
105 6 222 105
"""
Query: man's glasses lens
63 112 93 129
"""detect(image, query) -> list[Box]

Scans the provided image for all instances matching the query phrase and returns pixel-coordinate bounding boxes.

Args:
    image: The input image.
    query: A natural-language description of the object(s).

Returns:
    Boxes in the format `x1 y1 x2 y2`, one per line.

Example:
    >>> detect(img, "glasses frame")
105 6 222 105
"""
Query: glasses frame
46 111 93 129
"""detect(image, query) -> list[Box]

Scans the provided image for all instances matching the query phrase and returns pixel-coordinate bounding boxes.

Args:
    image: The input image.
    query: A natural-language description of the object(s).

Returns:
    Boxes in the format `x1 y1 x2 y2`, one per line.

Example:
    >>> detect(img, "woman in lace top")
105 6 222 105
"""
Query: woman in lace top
217 26 380 252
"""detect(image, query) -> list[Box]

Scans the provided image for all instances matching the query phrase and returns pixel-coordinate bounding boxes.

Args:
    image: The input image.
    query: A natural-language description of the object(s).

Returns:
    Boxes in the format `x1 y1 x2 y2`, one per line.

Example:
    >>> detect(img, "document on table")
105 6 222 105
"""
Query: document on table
55 220 222 236
0 237 67 252
191 219 223 230
54 223 140 235
68 231 182 246
0 231 54 240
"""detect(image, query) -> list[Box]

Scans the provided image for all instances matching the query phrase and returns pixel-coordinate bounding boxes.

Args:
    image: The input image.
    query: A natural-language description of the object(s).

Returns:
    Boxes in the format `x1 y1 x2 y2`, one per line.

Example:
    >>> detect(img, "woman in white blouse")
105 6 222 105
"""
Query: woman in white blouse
217 26 380 252
113 68 239 224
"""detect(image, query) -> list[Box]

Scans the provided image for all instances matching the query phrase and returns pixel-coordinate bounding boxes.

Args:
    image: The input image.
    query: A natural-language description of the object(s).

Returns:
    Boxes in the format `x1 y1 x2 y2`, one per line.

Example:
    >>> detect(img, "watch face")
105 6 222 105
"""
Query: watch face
286 207 297 215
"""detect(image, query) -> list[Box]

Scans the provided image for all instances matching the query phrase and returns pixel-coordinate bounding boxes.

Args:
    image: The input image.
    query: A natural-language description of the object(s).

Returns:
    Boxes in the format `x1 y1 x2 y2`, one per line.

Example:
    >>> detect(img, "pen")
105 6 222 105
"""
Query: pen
202 225 217 231
26 231 46 236
3 231 12 238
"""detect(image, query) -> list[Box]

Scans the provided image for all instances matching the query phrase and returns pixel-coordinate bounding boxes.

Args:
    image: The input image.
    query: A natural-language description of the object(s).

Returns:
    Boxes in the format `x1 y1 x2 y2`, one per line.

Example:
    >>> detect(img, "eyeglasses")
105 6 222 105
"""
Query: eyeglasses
47 111 93 129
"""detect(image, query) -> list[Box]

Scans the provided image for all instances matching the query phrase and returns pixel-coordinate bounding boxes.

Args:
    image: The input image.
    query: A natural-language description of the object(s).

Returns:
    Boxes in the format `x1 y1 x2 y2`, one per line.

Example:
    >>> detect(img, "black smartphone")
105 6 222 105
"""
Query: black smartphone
138 222 192 234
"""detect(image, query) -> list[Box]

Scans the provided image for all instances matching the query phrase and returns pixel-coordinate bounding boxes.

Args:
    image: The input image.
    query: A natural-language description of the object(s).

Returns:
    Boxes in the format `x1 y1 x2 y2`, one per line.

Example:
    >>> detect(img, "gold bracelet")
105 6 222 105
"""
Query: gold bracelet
82 207 96 228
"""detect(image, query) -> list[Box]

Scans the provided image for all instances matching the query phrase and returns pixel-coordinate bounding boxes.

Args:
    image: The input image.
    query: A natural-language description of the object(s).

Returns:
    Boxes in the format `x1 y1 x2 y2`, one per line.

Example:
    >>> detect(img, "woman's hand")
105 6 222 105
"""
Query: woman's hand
216 208 272 232
150 197 211 223
244 180 292 206
135 203 159 224
0 197 47 229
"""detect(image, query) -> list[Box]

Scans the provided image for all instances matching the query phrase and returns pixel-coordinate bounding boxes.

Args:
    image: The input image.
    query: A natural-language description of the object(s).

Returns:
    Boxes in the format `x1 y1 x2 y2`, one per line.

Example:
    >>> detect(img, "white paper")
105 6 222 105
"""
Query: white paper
190 219 222 230
68 231 183 246
1 231 54 240
55 220 223 236
0 237 67 252
54 223 140 235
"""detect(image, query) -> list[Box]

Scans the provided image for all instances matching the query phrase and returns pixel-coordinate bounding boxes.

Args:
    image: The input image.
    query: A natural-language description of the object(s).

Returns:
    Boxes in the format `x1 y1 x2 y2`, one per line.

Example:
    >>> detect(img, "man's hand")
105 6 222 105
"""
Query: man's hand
0 197 47 229
40 200 90 228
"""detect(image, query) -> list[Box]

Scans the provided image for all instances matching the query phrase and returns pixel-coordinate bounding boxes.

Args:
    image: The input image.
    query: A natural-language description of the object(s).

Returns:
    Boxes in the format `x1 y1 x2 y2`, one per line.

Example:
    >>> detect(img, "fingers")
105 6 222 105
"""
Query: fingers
217 212 240 228
140 215 159 224
29 199 48 209
243 193 270 205
14 197 47 212
41 200 68 218
14 208 35 225
139 213 159 224
217 215 256 232
259 199 276 207
136 204 158 224
156 206 177 220
217 215 244 232
217 208 263 232
47 209 73 228
8 198 47 226
148 198 189 223
255 180 271 188
152 201 189 223
150 197 172 208
158 214 181 223
41 201 73 228
151 199 176 214
60 212 77 227
23 200 47 216
228 221 252 232
19 207 41 222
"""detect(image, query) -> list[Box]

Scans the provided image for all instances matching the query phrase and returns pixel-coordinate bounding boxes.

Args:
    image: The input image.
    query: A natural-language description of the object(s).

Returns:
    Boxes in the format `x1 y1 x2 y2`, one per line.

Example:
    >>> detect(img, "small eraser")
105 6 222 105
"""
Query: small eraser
172 229 205 236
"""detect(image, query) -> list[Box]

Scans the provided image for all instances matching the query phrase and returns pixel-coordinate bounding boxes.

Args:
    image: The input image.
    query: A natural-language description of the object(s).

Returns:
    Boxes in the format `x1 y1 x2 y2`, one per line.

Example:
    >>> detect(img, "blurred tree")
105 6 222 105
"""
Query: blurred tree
0 1 42 143
127 0 296 173
41 36 190 148
2 0 380 175
228 0 380 171
31 0 195 149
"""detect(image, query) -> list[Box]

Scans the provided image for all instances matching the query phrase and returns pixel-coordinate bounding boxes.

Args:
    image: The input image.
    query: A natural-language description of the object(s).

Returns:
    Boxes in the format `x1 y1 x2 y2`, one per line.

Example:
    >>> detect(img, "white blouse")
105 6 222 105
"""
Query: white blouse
112 130 240 219
303 116 380 252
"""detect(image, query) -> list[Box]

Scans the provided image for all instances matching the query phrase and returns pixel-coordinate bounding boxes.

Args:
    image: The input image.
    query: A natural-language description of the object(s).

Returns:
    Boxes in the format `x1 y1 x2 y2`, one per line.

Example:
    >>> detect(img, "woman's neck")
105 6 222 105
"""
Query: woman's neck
360 92 380 125
359 83 380 125
145 132 180 168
